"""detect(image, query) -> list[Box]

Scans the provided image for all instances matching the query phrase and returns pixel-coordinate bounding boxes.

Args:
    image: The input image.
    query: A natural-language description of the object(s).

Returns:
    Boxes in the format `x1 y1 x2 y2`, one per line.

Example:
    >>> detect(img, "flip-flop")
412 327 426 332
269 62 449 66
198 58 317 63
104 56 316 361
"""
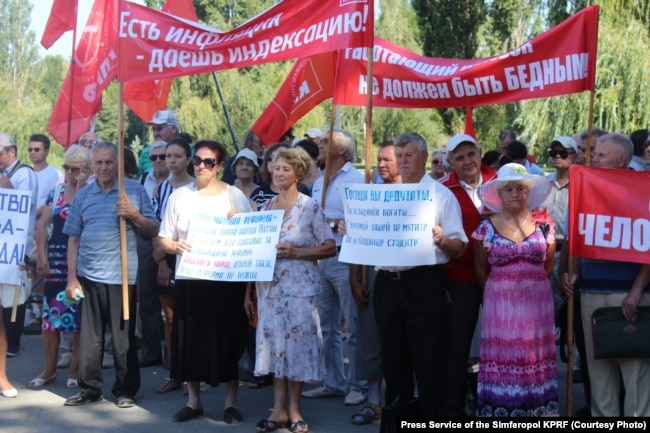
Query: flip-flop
290 420 309 433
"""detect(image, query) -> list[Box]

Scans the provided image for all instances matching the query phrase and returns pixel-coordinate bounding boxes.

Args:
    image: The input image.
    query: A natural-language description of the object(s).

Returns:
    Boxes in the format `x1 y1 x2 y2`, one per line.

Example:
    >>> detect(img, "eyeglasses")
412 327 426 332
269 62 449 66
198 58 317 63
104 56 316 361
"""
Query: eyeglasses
151 125 169 132
431 159 442 165
27 148 43 153
549 149 575 159
79 138 97 148
192 156 217 170
62 164 82 174
149 154 166 162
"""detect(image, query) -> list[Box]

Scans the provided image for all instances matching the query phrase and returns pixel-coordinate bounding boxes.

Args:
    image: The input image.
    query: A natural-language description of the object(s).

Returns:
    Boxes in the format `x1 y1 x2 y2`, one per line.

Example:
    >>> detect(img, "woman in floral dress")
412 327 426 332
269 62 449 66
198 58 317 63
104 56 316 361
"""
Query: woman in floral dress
246 147 336 433
472 163 558 417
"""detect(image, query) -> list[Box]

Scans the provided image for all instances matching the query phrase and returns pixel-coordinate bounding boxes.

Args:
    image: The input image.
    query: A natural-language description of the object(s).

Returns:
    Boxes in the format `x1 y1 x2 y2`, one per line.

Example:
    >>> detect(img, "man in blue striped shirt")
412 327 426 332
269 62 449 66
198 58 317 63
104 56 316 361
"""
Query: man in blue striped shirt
62 142 159 409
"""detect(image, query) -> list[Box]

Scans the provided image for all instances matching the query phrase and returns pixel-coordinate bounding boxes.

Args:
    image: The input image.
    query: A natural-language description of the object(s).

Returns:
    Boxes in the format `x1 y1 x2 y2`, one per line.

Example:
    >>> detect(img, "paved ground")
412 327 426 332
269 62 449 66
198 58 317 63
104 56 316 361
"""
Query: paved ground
2 334 585 433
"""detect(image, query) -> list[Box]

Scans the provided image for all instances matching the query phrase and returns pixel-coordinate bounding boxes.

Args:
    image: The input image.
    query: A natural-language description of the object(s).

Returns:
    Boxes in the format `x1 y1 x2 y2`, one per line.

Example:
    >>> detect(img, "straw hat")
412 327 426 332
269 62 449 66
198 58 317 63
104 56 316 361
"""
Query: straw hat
478 163 551 211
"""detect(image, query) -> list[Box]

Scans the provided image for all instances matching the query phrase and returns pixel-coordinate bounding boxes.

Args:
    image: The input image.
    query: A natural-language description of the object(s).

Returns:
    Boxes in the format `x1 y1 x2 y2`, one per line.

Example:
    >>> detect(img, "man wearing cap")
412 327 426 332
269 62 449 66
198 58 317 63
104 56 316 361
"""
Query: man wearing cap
373 132 467 416
140 109 179 175
439 134 496 416
0 133 38 357
305 128 322 144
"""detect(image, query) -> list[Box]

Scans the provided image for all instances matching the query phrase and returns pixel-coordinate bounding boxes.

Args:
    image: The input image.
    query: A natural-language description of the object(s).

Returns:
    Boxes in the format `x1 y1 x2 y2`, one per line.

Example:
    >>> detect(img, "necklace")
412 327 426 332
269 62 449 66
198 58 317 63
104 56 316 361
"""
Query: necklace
500 212 530 239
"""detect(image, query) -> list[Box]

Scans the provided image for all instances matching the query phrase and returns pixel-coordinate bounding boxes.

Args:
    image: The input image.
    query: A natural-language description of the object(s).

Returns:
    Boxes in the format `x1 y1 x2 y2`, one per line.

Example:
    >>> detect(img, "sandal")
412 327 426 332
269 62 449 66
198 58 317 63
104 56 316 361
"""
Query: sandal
351 403 381 425
290 420 309 433
28 373 57 388
156 378 180 393
256 419 287 433
67 378 79 388
248 375 272 389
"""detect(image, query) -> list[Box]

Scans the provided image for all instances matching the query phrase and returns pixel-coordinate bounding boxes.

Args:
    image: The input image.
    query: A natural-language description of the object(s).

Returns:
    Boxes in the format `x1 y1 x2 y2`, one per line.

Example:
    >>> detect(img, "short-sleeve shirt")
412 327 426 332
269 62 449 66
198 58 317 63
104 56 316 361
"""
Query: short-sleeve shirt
158 184 253 272
63 178 157 284
311 162 364 247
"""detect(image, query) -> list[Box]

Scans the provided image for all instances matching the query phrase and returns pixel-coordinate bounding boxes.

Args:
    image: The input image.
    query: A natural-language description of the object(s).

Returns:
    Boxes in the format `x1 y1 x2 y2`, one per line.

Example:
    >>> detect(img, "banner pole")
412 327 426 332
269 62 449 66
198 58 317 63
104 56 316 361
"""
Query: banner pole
65 2 79 145
118 83 129 321
211 72 239 152
320 105 337 209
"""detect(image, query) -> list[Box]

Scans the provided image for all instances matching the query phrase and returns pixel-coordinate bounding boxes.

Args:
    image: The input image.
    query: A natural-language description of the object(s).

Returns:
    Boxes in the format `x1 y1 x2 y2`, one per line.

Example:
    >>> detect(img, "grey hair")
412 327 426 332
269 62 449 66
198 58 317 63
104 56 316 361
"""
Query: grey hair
395 132 428 155
63 145 91 171
90 141 118 160
322 127 356 163
597 133 633 166
149 140 168 152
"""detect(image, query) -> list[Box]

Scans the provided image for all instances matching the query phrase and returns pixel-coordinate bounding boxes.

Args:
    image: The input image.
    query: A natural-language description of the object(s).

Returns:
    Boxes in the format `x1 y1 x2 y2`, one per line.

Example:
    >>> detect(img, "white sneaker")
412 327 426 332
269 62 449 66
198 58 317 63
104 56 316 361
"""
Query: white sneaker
344 389 368 406
302 386 345 398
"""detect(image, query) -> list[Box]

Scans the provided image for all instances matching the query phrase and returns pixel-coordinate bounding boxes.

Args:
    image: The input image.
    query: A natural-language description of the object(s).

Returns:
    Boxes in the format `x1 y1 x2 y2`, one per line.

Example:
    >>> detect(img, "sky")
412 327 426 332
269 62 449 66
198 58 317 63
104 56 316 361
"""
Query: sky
29 0 144 58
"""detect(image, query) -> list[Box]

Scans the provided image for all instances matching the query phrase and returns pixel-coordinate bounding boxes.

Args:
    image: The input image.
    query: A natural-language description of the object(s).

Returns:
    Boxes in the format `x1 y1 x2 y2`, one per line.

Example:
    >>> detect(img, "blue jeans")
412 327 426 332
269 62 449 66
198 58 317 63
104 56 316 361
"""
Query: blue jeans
318 254 366 394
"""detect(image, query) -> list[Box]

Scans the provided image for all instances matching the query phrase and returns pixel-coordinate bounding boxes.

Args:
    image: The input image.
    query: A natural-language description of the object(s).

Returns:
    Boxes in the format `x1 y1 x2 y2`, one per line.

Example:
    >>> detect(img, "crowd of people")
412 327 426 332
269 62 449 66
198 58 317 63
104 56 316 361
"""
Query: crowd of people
0 109 649 429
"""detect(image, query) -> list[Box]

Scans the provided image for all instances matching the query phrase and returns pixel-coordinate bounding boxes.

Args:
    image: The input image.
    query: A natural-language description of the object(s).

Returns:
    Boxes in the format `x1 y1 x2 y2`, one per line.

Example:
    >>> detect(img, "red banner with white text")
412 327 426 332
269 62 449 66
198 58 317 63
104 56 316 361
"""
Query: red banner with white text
568 165 650 265
123 0 199 122
117 0 373 83
252 6 598 142
47 0 118 146
334 5 598 108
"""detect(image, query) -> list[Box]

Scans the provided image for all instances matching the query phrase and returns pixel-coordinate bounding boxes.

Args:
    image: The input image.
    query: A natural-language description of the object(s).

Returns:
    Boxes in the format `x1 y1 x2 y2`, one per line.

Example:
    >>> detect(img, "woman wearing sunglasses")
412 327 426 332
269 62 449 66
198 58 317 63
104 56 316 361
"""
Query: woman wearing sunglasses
158 140 253 424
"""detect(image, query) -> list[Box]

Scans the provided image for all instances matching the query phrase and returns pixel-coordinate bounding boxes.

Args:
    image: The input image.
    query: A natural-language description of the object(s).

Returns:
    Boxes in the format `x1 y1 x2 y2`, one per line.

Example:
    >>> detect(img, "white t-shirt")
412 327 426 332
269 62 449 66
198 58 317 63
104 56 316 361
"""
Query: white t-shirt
35 165 64 208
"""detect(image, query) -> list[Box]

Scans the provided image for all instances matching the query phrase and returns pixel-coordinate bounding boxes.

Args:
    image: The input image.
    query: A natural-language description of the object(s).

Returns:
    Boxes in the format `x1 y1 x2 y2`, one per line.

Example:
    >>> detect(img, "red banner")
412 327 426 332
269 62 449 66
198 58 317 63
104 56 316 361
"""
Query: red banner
252 52 336 145
118 0 373 83
568 165 650 265
123 0 199 122
48 0 119 146
334 6 599 108
251 6 598 141
41 0 78 49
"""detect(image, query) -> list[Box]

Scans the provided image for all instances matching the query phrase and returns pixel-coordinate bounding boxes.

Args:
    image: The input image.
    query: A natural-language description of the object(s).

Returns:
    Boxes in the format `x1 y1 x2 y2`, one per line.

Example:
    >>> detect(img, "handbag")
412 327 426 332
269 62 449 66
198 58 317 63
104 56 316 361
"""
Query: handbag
379 394 420 433
591 306 650 359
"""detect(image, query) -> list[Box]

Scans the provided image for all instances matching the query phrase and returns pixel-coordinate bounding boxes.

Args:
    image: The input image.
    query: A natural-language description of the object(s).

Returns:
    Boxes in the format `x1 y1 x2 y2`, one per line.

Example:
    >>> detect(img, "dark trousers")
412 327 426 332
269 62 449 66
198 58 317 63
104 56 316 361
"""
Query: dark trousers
78 278 140 399
374 265 447 416
573 289 591 405
442 280 482 416
137 238 163 364
2 304 25 353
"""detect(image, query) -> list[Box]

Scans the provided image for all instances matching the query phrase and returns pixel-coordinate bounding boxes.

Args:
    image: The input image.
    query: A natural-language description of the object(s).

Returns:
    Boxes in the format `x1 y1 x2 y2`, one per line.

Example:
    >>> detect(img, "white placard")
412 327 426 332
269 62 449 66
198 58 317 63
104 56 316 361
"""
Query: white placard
175 210 283 282
0 188 32 285
338 183 438 266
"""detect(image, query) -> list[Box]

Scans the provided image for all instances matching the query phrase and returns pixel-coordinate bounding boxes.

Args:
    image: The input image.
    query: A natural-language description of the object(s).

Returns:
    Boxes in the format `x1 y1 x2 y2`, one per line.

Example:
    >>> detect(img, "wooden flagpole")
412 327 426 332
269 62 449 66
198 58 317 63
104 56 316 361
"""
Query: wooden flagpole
320 107 337 208
118 83 129 321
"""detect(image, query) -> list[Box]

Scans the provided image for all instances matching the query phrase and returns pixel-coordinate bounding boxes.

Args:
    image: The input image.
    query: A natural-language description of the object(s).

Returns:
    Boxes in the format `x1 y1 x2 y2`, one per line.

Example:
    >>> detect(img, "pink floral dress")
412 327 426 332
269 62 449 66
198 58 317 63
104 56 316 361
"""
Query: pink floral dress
472 218 559 416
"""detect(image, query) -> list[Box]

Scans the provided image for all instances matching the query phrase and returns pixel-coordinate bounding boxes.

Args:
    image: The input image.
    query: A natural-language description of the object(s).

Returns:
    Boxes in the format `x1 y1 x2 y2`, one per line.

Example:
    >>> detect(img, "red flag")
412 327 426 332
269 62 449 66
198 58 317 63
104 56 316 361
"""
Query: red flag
252 52 336 146
464 107 476 138
123 0 199 122
47 0 119 146
568 165 650 264
41 0 78 49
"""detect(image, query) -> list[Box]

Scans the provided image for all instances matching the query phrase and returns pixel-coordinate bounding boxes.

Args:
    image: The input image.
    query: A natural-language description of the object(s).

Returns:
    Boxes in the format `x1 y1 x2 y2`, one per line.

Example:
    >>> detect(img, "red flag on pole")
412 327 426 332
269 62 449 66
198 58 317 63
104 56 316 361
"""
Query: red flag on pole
123 0 199 122
41 0 78 49
47 0 119 146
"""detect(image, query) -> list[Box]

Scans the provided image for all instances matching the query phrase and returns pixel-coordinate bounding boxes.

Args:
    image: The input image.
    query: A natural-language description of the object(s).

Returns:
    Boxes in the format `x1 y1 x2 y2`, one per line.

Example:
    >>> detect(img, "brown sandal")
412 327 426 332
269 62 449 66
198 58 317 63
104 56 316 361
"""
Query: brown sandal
156 378 180 393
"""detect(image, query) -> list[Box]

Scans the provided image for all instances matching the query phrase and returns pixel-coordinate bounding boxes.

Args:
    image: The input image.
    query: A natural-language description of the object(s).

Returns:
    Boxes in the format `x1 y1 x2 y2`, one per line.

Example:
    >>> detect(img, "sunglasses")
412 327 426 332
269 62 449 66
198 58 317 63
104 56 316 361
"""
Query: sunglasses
549 149 575 159
151 125 169 132
79 138 97 148
28 148 43 153
62 164 82 174
431 159 443 165
149 154 166 162
192 156 217 170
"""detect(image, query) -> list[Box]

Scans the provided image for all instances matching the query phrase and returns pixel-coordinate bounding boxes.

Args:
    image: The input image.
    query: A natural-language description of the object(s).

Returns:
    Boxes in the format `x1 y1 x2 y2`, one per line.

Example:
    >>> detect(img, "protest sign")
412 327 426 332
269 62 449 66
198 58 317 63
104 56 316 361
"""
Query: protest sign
338 183 438 266
0 188 32 285
175 209 283 281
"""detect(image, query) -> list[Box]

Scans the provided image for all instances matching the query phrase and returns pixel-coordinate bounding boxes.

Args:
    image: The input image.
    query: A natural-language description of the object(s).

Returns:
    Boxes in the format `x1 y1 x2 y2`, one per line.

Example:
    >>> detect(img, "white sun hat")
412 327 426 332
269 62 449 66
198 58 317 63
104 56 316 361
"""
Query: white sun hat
478 163 551 212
